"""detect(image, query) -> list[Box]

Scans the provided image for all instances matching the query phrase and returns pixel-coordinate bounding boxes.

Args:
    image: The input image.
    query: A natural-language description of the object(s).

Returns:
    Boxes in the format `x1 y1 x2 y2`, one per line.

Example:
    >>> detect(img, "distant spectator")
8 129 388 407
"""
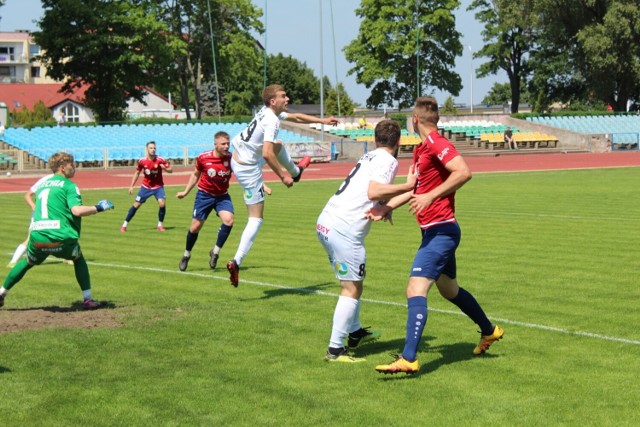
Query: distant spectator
504 126 518 150
358 115 367 129
57 111 66 127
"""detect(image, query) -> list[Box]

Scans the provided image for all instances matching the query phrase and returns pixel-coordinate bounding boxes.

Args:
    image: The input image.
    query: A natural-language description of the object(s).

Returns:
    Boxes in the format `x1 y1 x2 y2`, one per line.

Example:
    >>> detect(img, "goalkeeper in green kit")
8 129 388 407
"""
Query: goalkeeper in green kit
0 152 114 310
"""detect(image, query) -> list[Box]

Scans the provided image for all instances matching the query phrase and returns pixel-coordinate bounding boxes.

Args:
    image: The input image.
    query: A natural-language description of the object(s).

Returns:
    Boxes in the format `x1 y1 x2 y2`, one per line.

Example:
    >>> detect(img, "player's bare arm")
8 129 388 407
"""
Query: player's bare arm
262 141 293 187
24 190 36 210
285 113 339 126
161 162 173 174
177 169 201 199
367 164 417 201
408 156 471 215
128 171 141 195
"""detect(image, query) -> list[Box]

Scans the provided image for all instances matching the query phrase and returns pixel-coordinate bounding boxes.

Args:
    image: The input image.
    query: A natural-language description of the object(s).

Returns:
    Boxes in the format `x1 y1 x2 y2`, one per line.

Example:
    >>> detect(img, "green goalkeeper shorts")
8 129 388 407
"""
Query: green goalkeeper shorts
27 236 81 265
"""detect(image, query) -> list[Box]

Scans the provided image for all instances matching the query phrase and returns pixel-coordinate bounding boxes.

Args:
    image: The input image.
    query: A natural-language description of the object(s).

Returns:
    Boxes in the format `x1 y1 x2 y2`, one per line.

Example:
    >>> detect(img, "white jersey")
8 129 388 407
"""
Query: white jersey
322 148 398 240
231 106 288 165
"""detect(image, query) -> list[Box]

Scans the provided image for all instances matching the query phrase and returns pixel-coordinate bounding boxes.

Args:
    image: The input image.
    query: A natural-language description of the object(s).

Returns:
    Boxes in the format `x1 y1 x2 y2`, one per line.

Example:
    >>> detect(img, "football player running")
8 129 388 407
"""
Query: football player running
176 131 237 272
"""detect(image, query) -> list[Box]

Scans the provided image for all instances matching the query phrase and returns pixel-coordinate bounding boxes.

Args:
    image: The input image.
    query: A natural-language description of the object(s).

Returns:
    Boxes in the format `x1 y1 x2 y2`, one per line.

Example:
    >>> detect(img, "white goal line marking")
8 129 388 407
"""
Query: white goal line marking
89 261 640 347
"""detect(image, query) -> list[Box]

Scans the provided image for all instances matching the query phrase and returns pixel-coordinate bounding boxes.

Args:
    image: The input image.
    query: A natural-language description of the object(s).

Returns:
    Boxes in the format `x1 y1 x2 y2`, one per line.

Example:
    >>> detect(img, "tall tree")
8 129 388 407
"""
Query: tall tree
529 0 640 112
325 83 357 116
157 0 263 118
266 53 322 105
345 0 463 110
34 0 185 122
469 0 538 113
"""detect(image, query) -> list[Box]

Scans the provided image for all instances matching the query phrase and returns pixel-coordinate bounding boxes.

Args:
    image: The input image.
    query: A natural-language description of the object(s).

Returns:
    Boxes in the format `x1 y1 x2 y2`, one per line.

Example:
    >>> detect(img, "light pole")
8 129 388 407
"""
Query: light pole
468 45 474 114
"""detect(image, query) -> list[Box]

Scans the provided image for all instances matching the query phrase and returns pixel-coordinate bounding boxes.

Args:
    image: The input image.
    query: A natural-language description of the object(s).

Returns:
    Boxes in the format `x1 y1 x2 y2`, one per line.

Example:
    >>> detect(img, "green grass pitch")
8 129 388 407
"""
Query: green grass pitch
1 167 639 425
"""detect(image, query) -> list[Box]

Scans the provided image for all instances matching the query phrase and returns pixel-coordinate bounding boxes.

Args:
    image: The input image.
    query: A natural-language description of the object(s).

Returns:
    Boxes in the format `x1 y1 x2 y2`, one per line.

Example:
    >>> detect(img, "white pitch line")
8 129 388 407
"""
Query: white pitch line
89 261 640 346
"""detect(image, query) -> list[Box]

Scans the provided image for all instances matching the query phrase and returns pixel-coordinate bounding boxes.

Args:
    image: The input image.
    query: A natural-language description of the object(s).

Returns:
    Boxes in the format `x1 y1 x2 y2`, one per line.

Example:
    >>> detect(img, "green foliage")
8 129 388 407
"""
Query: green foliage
345 0 463 110
325 83 357 116
440 96 458 114
11 102 56 126
482 82 513 105
32 101 53 122
469 0 538 113
266 53 322 105
530 0 640 112
389 113 408 130
34 0 186 122
1 168 640 424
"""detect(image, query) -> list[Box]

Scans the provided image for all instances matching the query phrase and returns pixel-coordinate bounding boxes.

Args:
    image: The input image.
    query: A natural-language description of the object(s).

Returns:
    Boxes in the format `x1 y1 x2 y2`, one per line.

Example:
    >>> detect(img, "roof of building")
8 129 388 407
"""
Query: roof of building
0 83 90 112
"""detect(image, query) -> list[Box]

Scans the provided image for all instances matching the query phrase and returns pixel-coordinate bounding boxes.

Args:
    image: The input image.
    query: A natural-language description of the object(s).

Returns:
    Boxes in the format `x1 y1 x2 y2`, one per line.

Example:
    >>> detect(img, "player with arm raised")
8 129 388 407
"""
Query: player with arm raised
225 84 338 287
121 141 172 232
0 152 114 310
318 120 416 362
176 131 235 271
373 97 504 374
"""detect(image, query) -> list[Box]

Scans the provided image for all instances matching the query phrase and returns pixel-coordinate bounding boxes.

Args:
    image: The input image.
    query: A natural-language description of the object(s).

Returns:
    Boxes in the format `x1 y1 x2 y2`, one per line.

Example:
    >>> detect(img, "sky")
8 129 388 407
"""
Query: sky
0 0 504 109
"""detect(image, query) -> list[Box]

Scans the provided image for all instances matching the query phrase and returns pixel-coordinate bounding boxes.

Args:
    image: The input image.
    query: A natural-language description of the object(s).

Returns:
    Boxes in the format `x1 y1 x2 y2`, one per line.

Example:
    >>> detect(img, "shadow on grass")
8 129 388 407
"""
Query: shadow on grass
356 338 479 380
4 300 118 312
240 282 335 301
0 366 11 374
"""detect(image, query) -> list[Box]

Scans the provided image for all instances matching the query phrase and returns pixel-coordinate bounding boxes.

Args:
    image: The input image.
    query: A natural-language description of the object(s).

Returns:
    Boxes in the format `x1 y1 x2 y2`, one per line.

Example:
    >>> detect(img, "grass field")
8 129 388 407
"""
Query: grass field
1 167 639 426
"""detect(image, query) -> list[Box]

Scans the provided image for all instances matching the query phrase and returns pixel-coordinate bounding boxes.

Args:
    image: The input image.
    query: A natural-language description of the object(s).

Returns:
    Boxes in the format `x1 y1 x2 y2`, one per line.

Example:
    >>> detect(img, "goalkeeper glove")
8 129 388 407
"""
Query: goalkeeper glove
95 199 114 212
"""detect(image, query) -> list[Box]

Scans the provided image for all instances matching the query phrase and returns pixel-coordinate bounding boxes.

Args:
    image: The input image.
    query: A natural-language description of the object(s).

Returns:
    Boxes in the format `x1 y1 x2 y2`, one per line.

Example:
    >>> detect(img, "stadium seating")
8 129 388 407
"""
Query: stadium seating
527 115 639 150
2 122 314 165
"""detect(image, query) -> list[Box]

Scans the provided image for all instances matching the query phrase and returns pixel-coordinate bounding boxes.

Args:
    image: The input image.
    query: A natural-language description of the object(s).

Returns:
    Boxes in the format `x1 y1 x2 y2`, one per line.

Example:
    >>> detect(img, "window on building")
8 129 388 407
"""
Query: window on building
0 47 15 61
29 44 41 56
62 103 80 123
31 66 41 78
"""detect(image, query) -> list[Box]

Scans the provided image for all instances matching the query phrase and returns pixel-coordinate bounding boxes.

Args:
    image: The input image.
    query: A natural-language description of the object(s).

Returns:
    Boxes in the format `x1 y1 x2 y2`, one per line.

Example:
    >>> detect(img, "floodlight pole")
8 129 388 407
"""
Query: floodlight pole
319 0 324 143
206 0 221 119
468 45 474 114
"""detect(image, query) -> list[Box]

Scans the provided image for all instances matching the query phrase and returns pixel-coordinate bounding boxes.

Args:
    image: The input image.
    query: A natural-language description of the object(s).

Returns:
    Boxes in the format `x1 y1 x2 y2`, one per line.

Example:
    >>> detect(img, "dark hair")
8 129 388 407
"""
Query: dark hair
414 96 440 126
214 131 230 140
262 84 285 106
146 141 156 147
374 119 401 148
48 152 74 173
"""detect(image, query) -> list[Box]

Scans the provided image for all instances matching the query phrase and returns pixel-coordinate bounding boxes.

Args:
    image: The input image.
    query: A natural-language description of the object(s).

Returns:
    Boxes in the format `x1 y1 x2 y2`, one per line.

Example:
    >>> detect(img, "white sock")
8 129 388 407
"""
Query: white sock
122 221 128 227
183 250 191 257
82 289 92 300
233 217 263 266
328 296 359 349
349 299 363 334
9 243 27 264
0 287 8 296
276 146 300 176
157 221 163 227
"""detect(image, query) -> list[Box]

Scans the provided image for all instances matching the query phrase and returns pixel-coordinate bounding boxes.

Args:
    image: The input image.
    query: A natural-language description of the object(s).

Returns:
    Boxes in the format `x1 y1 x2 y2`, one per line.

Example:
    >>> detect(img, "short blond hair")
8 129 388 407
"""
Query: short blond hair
262 84 285 107
414 97 440 126
48 152 74 173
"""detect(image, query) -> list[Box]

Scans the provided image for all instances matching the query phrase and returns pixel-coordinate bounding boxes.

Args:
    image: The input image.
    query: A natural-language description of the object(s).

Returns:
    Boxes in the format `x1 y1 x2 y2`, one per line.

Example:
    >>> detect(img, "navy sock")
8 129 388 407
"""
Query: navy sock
125 206 138 222
449 287 493 335
401 296 427 362
185 231 199 252
215 224 233 249
159 206 166 222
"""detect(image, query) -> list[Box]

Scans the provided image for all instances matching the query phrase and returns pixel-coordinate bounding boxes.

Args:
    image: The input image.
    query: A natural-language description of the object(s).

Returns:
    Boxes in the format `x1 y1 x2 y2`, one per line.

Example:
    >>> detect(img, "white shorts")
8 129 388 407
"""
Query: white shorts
231 158 265 205
316 210 366 281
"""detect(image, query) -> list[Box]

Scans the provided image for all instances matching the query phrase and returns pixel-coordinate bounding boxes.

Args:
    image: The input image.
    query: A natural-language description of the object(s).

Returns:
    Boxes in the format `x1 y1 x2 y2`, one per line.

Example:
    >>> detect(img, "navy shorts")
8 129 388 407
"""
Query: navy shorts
410 222 461 280
192 190 234 221
135 186 166 204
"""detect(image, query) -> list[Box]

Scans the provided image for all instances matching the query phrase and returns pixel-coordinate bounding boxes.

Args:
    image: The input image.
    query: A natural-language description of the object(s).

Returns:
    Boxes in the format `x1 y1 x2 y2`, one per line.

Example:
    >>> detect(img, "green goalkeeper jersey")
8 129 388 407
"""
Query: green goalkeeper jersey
31 174 83 241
